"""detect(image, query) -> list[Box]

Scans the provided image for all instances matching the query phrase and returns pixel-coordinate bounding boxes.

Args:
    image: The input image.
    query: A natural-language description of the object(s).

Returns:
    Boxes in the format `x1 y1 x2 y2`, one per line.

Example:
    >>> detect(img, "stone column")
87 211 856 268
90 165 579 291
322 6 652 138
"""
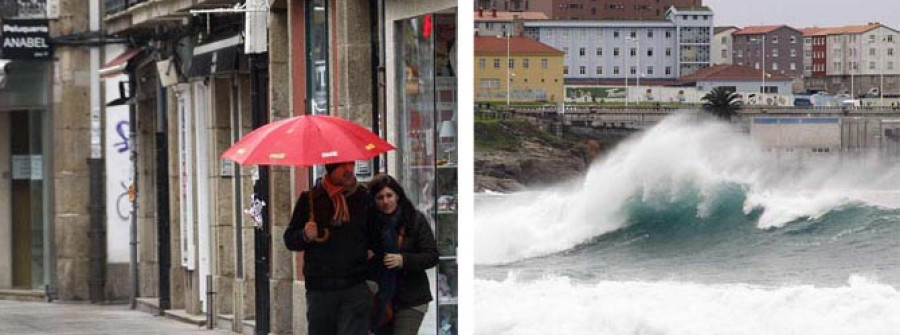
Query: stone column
167 86 186 310
213 75 237 317
52 0 93 299
333 0 374 127
269 5 295 334
135 65 159 299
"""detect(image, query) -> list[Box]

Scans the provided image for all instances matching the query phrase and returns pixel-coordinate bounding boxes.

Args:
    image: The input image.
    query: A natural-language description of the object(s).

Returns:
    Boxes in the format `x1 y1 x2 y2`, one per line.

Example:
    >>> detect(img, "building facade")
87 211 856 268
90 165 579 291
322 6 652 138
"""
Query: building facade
523 6 712 82
501 0 703 20
712 26 738 65
474 9 547 37
474 36 565 102
732 25 805 79
823 24 900 97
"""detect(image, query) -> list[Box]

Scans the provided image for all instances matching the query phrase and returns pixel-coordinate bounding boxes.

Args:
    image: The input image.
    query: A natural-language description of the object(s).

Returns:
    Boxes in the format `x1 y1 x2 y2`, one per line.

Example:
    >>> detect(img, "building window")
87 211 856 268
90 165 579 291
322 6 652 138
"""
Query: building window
790 63 796 70
630 48 636 57
647 66 654 75
890 62 895 70
869 35 876 43
648 30 654 38
479 79 500 89
630 30 636 38
772 36 778 44
870 61 876 70
773 49 778 57
665 31 672 38
614 47 620 56
580 66 586 74
307 0 330 116
736 49 742 58
647 48 653 57
790 36 797 44
479 58 486 69
494 59 500 68
509 59 515 68
665 66 672 75
613 66 620 74
890 48 895 56
630 66 636 75
614 30 620 38
870 48 876 56
596 66 602 74
564 47 569 54
596 48 603 56
541 59 548 69
579 47 586 56
523 58 529 69
722 49 728 58
755 62 760 69
790 49 796 57
563 66 568 74
772 62 778 70
666 47 672 56
761 86 779 93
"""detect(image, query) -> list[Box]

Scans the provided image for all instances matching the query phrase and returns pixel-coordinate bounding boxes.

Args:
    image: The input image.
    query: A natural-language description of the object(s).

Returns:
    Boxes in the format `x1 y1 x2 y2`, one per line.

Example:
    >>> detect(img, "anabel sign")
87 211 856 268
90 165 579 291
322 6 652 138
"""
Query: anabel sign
2 19 51 59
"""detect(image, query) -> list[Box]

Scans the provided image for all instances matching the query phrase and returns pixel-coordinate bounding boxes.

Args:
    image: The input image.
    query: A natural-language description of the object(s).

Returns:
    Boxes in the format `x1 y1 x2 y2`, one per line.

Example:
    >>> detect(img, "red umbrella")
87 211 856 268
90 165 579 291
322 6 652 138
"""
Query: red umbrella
221 115 395 166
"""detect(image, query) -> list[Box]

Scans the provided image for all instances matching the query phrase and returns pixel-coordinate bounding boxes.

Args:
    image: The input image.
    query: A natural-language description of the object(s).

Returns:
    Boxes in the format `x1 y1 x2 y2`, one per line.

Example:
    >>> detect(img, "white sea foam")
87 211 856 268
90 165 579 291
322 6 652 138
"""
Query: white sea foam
476 115 900 265
475 275 900 335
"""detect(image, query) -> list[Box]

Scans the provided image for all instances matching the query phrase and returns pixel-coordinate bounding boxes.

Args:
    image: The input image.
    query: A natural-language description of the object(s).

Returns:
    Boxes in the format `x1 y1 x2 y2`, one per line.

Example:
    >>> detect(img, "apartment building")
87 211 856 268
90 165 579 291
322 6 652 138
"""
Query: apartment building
732 25 805 79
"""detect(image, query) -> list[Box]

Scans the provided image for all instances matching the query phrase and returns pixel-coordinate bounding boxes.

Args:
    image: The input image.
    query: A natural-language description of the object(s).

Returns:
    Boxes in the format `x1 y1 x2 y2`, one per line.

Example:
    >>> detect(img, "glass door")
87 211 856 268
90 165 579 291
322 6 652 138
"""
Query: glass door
8 110 46 289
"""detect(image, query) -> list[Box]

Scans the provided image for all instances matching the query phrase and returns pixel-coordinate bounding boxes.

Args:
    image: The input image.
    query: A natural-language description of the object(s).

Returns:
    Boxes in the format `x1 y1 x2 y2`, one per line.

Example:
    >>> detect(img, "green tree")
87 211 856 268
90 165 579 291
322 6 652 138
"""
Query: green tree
702 87 742 120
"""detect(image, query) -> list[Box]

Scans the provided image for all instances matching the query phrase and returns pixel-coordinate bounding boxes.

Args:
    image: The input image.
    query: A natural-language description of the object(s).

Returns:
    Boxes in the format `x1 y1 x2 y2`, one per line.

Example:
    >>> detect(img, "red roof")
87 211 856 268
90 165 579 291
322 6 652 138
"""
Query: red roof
680 64 792 83
799 27 826 36
734 25 799 36
474 36 564 56
474 11 548 21
816 23 882 35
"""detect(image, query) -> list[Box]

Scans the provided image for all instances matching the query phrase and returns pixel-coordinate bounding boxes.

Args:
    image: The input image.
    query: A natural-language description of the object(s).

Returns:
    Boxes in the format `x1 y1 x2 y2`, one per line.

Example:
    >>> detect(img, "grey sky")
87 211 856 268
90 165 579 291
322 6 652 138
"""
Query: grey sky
704 0 900 29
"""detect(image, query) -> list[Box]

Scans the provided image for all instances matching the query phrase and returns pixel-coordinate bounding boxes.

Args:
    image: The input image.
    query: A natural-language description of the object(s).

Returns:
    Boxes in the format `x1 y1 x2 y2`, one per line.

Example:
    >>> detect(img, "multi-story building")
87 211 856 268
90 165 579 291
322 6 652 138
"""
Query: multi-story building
516 0 703 20
476 0 530 11
474 36 565 102
475 8 547 37
712 26 739 65
822 23 900 97
523 6 713 82
732 25 805 80
800 28 826 80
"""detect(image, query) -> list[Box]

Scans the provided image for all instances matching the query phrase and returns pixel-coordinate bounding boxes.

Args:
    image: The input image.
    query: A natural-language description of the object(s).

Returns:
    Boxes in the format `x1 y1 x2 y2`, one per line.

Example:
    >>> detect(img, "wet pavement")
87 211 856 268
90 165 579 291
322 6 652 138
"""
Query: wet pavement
0 300 230 335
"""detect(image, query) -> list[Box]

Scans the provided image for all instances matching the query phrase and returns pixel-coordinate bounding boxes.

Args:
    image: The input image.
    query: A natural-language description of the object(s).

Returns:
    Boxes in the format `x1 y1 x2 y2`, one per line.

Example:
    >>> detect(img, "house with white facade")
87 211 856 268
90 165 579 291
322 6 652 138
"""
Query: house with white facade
712 26 739 65
522 6 713 83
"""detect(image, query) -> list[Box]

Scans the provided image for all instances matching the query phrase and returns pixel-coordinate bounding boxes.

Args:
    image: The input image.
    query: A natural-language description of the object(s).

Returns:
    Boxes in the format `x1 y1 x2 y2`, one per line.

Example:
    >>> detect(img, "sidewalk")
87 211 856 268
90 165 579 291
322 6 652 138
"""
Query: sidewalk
0 300 230 335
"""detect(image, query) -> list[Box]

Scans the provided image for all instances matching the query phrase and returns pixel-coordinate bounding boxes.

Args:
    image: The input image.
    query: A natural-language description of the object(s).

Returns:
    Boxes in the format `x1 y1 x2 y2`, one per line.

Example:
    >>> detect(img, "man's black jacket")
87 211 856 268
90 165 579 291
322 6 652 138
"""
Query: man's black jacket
284 184 372 291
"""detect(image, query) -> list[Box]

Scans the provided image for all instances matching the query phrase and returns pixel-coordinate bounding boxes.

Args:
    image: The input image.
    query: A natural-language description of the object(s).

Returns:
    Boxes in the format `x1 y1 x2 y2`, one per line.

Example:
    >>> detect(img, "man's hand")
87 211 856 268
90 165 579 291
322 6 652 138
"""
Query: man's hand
304 221 318 241
384 253 403 269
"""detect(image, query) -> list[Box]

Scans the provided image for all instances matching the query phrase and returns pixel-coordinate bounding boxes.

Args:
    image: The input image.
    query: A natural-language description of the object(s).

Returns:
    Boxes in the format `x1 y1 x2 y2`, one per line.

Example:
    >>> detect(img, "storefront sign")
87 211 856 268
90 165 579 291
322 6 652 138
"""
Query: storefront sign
11 155 41 180
1 19 52 59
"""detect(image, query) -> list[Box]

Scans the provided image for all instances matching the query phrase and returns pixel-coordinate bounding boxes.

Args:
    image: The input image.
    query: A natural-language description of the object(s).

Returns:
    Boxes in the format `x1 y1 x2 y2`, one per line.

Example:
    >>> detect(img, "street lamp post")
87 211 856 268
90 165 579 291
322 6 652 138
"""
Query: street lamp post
751 35 767 104
507 30 511 106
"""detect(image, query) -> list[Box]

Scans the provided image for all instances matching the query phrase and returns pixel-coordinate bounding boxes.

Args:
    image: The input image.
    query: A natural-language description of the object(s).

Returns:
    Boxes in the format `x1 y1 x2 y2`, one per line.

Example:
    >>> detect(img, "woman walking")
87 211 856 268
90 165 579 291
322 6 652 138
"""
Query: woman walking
368 174 439 335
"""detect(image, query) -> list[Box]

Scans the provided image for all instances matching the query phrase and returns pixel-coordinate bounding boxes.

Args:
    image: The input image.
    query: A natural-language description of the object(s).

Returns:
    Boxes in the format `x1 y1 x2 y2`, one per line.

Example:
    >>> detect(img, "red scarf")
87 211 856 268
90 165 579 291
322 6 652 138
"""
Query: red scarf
321 176 351 225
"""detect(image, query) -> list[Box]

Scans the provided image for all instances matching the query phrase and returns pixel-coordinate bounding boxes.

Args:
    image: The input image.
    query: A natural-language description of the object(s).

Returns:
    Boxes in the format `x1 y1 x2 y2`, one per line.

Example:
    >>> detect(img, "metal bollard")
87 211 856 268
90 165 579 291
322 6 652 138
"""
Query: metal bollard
206 275 215 329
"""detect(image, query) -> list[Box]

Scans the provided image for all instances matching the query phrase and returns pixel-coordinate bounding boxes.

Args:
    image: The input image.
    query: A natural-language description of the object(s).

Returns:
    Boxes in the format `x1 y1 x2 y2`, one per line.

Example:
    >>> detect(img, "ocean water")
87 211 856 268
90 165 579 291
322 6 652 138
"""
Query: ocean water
475 115 900 335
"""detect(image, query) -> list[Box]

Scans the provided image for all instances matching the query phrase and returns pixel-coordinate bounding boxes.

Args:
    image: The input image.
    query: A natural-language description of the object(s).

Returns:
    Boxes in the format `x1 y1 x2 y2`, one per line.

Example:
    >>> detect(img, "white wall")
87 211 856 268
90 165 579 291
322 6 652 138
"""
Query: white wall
750 118 842 149
103 44 132 264
0 113 10 288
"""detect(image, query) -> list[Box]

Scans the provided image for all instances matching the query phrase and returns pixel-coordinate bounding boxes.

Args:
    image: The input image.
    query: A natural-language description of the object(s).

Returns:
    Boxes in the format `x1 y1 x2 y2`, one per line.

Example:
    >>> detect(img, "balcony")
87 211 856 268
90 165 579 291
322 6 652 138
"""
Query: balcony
104 0 240 35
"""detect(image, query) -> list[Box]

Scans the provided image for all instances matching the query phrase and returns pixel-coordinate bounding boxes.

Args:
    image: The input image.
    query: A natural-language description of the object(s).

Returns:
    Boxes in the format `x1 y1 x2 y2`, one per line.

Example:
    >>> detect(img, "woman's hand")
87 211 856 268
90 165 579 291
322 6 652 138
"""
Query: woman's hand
384 253 404 269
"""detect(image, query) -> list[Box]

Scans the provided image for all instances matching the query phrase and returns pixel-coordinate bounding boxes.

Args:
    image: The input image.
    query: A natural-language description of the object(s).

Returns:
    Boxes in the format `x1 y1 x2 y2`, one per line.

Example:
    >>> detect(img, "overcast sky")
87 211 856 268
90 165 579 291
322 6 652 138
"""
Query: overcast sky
704 0 900 29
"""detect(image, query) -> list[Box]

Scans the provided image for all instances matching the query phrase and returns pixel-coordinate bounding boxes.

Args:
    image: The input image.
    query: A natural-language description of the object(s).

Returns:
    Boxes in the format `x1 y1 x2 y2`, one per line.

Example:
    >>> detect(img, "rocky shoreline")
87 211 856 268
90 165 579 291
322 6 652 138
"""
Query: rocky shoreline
474 119 623 192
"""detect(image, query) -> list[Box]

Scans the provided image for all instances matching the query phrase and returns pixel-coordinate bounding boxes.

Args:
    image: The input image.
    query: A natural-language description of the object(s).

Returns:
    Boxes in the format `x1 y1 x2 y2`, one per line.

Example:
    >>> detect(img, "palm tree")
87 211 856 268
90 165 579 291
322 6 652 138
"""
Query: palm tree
702 87 742 121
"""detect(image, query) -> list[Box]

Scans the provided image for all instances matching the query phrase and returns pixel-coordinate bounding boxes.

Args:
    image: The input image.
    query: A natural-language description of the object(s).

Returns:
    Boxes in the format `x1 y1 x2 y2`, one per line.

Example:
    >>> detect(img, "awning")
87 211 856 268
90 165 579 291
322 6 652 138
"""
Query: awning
188 35 245 78
100 48 144 78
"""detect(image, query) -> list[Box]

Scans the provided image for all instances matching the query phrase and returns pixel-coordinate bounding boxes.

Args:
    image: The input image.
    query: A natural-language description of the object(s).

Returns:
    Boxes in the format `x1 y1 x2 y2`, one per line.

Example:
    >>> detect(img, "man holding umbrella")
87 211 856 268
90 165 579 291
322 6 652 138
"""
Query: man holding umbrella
284 160 372 335
221 114 395 335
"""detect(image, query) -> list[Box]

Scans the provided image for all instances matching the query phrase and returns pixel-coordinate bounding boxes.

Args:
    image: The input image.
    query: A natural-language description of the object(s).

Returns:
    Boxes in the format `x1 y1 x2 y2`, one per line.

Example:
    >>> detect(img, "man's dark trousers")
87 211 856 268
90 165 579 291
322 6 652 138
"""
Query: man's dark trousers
306 282 370 335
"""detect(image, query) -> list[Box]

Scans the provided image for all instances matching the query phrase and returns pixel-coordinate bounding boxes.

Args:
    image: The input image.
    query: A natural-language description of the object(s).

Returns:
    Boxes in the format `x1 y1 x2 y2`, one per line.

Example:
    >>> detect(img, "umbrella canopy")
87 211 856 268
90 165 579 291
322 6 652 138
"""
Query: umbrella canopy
221 115 394 166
